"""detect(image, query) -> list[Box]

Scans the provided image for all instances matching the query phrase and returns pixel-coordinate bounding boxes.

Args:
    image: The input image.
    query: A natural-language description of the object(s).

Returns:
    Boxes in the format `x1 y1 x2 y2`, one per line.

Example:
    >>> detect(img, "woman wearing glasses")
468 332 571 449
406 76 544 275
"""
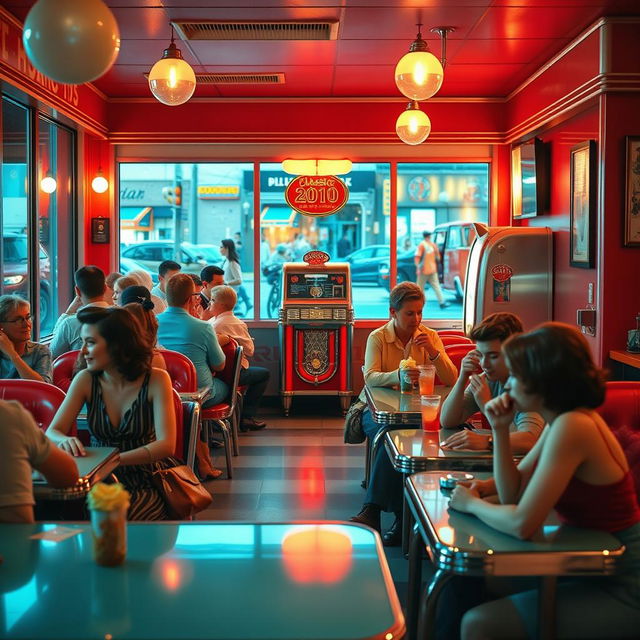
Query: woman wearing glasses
0 295 52 383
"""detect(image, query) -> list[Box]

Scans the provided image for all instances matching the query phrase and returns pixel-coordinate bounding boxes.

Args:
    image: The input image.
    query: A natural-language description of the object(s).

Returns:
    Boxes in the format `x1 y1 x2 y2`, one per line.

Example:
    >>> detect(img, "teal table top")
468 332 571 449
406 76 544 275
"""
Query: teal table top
0 521 404 640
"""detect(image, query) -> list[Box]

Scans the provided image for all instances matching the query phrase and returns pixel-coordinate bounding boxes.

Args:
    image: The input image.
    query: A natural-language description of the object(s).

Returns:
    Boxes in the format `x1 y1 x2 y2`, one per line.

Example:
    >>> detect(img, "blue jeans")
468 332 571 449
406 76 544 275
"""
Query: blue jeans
202 378 229 408
363 408 418 514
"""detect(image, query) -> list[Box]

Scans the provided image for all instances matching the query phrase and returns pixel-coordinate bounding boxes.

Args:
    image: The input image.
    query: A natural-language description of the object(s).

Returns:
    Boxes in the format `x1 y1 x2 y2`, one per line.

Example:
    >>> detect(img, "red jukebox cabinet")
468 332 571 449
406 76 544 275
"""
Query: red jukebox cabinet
279 251 353 416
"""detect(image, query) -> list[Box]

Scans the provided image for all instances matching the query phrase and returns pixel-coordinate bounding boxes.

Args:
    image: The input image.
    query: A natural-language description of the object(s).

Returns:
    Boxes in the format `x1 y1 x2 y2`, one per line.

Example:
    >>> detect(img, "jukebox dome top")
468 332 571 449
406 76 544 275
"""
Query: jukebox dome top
303 251 330 266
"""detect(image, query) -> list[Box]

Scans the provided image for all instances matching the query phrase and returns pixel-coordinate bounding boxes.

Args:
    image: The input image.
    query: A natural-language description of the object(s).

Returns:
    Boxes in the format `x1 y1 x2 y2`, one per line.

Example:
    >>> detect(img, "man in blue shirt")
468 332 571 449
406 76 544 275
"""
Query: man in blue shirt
157 273 227 406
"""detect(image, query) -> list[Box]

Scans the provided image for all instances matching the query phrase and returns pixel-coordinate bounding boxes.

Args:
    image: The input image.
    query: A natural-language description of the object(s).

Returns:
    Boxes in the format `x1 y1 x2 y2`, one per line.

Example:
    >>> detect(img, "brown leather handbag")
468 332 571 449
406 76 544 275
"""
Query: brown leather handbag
152 465 212 519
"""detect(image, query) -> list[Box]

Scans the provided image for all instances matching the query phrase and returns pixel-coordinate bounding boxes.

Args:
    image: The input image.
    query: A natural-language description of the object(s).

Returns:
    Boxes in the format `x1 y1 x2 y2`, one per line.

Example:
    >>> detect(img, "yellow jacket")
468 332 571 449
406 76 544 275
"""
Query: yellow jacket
362 319 458 392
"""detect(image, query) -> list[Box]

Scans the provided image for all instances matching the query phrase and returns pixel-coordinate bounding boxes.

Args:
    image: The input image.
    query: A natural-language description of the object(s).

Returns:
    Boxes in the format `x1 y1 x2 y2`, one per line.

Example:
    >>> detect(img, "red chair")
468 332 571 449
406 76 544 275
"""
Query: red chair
162 350 198 394
437 330 466 337
200 339 243 479
597 381 640 502
52 350 81 392
439 335 473 346
0 379 75 435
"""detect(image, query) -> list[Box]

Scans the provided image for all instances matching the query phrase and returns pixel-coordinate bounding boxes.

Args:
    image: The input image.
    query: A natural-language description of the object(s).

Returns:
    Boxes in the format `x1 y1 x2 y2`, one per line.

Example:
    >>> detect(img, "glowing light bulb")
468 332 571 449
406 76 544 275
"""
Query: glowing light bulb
92 173 109 193
41 175 57 193
396 102 431 145
148 37 196 106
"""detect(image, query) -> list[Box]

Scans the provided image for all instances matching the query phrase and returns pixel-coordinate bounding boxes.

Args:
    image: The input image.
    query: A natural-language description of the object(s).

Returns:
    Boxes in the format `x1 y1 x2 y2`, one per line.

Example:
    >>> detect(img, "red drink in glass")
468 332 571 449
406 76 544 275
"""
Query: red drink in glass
420 395 441 432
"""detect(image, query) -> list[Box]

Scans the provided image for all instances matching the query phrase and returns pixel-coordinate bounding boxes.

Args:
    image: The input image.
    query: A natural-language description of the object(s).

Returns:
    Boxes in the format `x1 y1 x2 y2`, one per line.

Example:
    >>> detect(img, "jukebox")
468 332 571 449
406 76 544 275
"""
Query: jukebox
279 251 354 416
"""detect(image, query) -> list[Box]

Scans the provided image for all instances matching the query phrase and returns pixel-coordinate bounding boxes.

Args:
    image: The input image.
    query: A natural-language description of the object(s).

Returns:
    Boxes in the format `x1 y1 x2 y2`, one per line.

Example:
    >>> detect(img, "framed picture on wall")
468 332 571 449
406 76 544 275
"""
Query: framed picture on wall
624 136 640 247
570 140 596 268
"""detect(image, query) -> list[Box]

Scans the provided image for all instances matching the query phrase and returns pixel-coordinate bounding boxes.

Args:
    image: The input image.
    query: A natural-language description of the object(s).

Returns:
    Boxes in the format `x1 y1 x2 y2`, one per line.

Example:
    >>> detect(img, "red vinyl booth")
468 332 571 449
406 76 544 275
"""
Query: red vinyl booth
52 350 81 393
597 381 640 502
0 379 75 435
435 343 476 385
437 330 466 337
439 335 473 346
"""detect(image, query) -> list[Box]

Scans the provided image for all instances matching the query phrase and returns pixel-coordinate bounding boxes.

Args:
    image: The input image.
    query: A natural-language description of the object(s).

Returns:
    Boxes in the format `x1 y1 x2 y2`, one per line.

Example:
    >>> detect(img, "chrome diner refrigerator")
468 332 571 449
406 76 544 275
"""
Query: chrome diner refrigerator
463 224 553 334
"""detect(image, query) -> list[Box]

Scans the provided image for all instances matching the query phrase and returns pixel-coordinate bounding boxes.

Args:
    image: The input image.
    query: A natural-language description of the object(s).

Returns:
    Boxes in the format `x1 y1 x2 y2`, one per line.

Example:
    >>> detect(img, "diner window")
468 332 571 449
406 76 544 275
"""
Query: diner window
37 116 74 336
119 163 254 317
1 97 74 339
395 163 489 320
1 98 31 321
258 162 391 320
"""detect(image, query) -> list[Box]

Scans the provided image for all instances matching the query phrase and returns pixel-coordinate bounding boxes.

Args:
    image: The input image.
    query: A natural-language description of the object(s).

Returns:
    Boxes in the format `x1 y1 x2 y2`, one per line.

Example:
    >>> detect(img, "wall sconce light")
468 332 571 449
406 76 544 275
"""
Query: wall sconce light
396 101 431 145
148 25 196 106
282 159 352 176
92 169 109 194
394 25 453 101
40 172 57 194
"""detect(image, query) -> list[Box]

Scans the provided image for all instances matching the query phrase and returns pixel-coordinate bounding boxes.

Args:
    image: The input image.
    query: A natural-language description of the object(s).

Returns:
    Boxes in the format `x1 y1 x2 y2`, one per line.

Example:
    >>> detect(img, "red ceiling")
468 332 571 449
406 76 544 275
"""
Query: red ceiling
2 0 639 99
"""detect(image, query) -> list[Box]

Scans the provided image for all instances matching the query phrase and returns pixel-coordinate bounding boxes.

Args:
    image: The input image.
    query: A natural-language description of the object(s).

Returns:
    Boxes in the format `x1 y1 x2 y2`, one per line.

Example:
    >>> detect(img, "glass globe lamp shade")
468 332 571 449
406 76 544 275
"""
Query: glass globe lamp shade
92 173 109 193
23 0 120 85
394 50 443 101
41 175 57 194
396 103 431 145
148 43 196 106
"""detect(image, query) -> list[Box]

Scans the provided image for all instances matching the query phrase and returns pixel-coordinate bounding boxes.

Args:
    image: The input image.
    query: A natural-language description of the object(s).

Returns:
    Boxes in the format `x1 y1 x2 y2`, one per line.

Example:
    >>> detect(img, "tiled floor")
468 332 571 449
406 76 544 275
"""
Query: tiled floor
197 400 413 607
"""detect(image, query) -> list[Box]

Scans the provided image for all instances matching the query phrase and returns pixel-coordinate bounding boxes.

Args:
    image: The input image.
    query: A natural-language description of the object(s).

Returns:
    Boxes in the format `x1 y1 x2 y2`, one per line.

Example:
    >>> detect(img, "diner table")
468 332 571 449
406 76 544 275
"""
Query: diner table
362 385 451 487
404 471 625 640
384 428 497 553
33 446 119 501
32 446 120 521
0 521 405 640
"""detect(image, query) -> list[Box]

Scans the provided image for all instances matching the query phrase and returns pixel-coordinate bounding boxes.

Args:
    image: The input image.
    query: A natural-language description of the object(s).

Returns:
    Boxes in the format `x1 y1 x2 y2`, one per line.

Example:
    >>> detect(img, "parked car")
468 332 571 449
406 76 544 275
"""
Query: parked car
120 257 159 283
1 233 52 324
121 241 223 275
342 244 390 284
378 221 480 300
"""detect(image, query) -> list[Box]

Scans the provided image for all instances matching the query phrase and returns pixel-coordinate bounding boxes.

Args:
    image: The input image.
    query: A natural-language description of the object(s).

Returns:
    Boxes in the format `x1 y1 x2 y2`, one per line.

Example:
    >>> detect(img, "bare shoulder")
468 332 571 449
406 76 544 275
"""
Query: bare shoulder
71 368 93 391
546 411 597 447
149 367 172 390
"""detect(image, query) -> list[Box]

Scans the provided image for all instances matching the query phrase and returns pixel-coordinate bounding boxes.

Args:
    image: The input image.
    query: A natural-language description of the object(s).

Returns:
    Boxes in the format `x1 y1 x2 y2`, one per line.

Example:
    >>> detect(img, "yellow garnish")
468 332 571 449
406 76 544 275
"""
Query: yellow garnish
399 357 417 369
88 482 130 511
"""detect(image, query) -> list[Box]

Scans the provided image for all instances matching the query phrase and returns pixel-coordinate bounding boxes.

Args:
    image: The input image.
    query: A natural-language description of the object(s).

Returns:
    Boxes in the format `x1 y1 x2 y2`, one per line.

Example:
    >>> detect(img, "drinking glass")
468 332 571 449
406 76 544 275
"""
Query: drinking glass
418 364 436 395
420 395 441 432
400 367 418 394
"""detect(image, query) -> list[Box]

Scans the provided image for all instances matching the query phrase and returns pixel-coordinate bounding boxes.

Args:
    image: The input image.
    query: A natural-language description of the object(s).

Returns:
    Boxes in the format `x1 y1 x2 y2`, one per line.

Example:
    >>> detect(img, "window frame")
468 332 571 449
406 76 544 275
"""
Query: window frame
116 159 492 327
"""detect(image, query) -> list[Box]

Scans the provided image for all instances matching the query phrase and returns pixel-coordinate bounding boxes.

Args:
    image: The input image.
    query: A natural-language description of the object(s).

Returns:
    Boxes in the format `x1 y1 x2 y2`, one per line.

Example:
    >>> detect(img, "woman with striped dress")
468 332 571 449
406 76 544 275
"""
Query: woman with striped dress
47 306 178 520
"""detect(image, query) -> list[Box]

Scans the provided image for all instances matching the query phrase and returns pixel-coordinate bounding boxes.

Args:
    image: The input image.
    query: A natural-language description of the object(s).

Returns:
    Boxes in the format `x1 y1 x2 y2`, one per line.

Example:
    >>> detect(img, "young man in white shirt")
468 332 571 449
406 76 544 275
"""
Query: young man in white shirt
50 266 111 358
150 260 181 302
208 285 270 431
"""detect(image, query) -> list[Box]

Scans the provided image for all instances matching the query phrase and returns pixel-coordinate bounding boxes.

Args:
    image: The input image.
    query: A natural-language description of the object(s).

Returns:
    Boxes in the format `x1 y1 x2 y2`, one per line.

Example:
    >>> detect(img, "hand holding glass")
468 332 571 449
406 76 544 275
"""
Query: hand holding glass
400 367 419 393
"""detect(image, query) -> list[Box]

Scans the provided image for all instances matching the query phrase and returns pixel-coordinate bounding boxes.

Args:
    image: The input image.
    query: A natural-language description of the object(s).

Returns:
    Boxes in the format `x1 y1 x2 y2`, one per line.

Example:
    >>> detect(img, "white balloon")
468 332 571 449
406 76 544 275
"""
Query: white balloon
23 0 120 85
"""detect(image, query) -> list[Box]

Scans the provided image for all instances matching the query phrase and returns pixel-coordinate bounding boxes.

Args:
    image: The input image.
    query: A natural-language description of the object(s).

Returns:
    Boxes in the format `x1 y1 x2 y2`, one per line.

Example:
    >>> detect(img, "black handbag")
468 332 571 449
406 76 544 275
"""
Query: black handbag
343 400 367 444
152 465 212 519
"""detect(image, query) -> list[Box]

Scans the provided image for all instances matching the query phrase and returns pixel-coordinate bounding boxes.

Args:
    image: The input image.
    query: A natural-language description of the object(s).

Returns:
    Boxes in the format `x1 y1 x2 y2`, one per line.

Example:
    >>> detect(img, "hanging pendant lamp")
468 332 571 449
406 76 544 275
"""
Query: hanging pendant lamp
23 0 120 85
396 101 431 145
148 26 196 106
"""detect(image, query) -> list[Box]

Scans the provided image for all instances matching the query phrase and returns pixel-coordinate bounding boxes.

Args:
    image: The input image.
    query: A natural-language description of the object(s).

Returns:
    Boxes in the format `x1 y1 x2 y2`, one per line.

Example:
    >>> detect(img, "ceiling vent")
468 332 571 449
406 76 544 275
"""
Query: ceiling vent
172 20 339 41
196 73 285 85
